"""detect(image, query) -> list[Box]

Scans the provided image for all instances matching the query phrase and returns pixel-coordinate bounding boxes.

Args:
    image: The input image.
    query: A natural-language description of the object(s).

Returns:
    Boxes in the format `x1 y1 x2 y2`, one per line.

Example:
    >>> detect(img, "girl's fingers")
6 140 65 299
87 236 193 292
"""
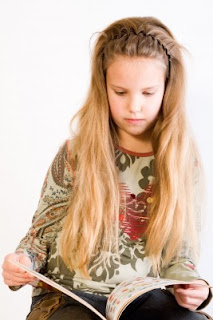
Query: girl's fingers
174 282 209 299
4 279 33 286
174 281 209 310
3 269 34 279
174 292 197 310
3 253 28 272
175 287 207 299
3 270 35 282
2 252 36 286
19 254 32 267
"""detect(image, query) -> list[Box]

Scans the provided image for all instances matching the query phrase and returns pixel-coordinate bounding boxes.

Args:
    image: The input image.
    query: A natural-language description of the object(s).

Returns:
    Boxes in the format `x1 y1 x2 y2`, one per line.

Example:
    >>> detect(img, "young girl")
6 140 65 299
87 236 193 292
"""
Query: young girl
2 16 212 319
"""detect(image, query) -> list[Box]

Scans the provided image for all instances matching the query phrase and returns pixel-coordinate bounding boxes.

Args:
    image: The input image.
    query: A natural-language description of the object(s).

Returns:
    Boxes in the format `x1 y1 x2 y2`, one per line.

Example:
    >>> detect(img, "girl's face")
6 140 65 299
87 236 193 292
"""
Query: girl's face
106 56 166 150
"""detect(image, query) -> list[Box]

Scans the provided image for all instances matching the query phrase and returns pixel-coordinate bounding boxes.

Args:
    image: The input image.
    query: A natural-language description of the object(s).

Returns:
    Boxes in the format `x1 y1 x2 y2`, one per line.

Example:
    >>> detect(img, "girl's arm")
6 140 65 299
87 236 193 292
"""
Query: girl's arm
2 140 74 289
161 163 212 310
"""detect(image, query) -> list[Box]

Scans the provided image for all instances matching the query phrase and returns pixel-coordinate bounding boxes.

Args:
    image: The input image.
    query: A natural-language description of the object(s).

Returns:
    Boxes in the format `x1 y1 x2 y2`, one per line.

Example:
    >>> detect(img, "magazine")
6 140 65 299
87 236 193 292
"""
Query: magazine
10 260 210 320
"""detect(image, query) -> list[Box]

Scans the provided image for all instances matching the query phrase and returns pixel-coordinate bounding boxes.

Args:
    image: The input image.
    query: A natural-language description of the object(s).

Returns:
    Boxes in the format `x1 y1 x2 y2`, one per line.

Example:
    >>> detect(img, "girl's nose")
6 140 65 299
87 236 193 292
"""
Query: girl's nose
129 96 143 113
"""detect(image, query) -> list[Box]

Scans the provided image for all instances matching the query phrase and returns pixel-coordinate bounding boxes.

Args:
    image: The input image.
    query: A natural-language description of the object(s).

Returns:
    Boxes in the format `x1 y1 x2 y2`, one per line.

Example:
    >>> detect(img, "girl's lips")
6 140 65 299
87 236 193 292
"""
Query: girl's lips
125 118 144 125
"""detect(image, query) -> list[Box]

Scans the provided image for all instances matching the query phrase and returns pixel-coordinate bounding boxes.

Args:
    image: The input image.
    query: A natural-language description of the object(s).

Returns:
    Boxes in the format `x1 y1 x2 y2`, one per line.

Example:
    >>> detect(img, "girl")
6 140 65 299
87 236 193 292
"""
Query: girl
2 16 212 319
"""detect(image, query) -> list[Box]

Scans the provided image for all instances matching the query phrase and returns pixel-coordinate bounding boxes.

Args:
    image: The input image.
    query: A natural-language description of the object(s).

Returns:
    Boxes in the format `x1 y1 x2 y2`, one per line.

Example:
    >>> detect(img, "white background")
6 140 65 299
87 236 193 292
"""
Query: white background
0 0 213 318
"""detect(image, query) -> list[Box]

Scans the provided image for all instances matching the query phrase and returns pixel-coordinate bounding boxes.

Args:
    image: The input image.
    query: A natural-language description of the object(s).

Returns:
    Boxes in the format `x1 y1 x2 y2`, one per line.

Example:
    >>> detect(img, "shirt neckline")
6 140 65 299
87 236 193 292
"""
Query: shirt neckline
116 145 154 157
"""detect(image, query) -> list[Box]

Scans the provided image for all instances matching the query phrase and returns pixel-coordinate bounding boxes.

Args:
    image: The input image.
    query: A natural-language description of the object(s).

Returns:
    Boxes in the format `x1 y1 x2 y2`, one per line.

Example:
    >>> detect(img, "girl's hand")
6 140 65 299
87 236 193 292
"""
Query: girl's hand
173 279 209 310
2 252 36 286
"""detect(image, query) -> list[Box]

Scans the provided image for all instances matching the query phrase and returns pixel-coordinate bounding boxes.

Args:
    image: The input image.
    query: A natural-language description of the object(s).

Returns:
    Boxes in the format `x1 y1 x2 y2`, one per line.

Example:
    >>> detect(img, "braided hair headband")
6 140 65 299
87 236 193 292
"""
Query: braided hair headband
109 29 171 79
138 30 171 79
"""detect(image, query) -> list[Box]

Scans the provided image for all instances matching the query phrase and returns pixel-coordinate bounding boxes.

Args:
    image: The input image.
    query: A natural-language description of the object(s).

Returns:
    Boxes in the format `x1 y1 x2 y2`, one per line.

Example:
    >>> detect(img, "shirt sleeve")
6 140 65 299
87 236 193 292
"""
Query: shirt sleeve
160 254 212 310
160 256 200 281
160 163 212 308
14 140 75 272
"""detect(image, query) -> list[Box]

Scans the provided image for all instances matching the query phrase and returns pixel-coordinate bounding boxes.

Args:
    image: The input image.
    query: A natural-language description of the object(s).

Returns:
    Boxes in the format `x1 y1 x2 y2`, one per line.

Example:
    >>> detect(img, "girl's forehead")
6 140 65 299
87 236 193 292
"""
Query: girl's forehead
106 56 166 86
108 55 165 67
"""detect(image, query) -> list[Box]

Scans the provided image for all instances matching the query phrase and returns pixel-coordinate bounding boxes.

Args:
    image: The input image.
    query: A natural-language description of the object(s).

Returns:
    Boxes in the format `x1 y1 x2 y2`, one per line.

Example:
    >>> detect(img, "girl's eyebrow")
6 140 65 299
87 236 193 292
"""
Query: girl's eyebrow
110 85 127 90
110 84 159 90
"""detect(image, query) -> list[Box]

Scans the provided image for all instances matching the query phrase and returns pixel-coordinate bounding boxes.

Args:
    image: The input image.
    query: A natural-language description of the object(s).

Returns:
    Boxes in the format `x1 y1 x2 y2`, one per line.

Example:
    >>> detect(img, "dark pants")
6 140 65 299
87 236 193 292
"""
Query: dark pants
27 289 208 320
120 289 207 320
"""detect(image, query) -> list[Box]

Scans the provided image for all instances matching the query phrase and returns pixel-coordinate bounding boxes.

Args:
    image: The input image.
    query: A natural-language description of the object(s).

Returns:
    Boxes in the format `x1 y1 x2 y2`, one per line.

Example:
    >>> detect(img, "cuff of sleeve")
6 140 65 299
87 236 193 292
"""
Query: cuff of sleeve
9 285 23 291
15 249 38 271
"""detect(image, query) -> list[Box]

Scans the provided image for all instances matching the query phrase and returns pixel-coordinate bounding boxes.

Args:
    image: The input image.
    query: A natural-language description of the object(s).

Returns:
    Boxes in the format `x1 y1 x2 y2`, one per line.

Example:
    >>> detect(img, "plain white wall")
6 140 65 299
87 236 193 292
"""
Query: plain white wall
0 0 213 318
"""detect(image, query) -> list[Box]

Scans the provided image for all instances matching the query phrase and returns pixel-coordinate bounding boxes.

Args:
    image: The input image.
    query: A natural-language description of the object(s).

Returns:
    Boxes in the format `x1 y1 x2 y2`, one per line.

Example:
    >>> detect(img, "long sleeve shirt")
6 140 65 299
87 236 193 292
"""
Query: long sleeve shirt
14 140 204 298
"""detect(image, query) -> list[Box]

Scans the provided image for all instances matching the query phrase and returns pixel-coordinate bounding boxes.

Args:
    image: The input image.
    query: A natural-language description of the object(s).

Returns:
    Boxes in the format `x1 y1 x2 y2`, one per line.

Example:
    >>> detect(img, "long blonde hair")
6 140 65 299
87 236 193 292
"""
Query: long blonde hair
60 17 203 275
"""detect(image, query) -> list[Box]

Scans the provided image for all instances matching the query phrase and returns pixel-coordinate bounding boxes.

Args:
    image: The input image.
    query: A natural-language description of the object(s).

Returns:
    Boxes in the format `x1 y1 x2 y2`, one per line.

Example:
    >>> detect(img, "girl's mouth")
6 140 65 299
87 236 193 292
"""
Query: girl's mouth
125 118 144 125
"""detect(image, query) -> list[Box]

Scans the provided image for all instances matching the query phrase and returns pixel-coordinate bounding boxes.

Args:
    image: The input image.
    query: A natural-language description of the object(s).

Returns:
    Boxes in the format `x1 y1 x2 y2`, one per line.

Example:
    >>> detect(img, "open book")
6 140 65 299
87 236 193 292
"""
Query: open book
10 260 209 320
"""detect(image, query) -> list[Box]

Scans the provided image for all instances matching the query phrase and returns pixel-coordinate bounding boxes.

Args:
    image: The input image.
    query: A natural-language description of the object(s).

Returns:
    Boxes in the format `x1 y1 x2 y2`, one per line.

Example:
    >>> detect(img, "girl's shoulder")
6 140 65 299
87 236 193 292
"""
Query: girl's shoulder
49 139 77 188
64 138 78 162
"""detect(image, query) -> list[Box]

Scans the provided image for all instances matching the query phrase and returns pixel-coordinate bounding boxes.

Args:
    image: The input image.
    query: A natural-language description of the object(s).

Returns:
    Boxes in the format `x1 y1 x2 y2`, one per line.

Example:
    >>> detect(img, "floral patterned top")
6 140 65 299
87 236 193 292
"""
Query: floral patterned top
14 140 201 297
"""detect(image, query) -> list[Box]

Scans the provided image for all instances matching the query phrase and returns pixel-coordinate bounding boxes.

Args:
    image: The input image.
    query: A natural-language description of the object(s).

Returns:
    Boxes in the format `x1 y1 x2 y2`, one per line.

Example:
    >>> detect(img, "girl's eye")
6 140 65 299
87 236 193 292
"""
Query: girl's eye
143 92 154 96
115 91 126 96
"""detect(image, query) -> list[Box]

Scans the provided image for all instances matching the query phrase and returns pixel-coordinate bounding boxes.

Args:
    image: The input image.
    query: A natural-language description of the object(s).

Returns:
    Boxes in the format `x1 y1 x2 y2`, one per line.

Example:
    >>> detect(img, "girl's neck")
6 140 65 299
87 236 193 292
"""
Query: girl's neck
118 133 153 154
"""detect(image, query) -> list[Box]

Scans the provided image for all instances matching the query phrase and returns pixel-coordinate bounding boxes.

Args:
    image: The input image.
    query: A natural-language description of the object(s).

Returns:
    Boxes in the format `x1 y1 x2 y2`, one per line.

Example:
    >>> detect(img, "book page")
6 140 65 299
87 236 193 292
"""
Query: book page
106 276 191 320
10 260 107 320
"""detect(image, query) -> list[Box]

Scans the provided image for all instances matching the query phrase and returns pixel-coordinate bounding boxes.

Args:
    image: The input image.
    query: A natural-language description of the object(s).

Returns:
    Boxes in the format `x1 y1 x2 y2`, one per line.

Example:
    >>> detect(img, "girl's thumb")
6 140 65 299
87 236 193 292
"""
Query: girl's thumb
17 253 32 268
